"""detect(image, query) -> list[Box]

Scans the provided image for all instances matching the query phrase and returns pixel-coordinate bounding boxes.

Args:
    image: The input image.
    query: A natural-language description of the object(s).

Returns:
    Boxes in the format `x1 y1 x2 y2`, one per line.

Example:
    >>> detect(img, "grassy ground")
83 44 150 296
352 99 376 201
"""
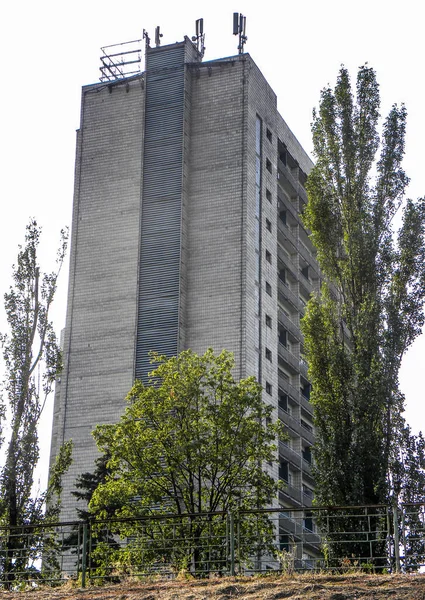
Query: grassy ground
2 573 425 599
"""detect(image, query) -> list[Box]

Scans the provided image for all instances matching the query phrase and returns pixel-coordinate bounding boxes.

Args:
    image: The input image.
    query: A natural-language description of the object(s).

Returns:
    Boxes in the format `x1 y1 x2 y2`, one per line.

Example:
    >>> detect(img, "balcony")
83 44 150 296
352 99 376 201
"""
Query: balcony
279 440 302 468
278 190 300 223
298 239 319 275
279 485 302 505
302 492 313 508
278 247 299 280
277 217 298 249
278 343 299 373
300 393 313 418
278 309 301 342
278 375 300 401
299 355 309 379
278 280 299 311
277 160 299 198
299 274 313 298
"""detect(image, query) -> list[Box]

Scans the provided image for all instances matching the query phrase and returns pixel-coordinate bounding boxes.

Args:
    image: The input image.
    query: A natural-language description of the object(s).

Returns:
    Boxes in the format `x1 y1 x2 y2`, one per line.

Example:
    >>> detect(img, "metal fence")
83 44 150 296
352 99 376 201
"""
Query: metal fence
1 503 425 588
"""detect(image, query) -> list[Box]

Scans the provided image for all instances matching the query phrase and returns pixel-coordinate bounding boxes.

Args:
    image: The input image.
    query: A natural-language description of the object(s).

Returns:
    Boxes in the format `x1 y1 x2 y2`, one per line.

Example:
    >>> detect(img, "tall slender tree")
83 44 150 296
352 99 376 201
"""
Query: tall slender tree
0 220 72 582
302 65 425 511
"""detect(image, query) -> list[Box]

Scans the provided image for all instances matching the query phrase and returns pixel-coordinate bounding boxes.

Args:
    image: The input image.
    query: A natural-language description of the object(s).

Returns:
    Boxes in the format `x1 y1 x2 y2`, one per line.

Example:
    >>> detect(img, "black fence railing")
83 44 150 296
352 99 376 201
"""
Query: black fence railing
1 503 425 588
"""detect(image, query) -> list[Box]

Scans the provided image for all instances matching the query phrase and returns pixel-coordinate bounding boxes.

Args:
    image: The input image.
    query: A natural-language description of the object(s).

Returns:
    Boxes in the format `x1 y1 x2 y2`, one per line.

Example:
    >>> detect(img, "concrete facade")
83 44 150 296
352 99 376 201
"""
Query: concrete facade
50 38 318 554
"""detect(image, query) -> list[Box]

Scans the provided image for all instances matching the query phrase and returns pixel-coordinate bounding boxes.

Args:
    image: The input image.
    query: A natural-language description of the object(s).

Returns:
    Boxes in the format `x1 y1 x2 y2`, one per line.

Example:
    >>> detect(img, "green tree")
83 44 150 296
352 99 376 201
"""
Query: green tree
0 220 72 584
64 453 120 575
89 348 282 575
302 66 425 563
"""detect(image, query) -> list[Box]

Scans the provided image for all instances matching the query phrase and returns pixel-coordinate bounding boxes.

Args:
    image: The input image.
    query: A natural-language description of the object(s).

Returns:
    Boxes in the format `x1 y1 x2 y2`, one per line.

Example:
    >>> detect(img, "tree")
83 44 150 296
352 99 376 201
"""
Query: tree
0 220 72 583
302 66 425 562
89 349 282 575
64 453 120 575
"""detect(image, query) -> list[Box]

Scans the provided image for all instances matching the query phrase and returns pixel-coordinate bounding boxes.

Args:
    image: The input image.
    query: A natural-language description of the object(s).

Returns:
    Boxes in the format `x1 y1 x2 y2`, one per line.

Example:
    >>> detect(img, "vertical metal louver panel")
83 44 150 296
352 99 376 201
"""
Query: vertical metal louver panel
135 44 186 381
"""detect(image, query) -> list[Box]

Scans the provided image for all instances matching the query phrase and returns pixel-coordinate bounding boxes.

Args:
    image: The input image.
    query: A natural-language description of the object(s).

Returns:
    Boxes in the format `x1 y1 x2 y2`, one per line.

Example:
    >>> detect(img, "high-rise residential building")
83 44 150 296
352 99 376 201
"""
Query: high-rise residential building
49 34 319 538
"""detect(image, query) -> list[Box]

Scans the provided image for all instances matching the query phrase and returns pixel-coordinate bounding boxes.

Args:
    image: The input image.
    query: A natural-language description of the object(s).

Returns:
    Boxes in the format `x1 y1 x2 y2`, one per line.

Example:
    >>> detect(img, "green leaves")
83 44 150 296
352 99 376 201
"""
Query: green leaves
0 220 70 583
88 349 281 573
91 349 279 520
303 65 425 513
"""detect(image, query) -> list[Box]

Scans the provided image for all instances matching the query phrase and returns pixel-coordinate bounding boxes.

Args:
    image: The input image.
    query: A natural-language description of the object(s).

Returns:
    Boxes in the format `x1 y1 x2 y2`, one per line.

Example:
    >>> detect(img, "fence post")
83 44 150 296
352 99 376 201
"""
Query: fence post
392 504 401 574
229 512 235 576
81 523 88 588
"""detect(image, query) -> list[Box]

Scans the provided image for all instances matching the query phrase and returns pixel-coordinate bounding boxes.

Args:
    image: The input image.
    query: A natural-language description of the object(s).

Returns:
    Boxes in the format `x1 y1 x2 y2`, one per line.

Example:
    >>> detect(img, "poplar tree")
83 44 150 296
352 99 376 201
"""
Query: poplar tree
302 65 425 510
0 220 72 582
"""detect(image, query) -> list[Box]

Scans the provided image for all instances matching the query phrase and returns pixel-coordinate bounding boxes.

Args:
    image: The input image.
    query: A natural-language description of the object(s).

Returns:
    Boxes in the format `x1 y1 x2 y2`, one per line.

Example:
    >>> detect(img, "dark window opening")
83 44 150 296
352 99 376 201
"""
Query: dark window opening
265 314 272 328
304 512 313 532
266 250 272 264
266 218 272 232
266 158 272 173
266 281 272 296
266 128 272 142
279 461 289 482
279 533 290 552
302 446 312 463
265 381 272 395
265 347 272 362
301 382 311 400
279 328 288 348
301 265 309 280
266 188 272 202
301 419 313 433
278 392 288 412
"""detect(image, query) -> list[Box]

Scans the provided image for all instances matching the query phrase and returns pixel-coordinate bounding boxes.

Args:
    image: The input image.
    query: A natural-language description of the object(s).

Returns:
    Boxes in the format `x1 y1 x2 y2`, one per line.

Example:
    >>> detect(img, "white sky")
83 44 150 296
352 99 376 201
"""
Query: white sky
1 0 424 489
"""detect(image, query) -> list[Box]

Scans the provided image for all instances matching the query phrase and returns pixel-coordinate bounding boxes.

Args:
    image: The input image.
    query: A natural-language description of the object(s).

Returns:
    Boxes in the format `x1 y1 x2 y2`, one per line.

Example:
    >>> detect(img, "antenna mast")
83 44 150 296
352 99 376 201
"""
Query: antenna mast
233 13 247 54
192 18 205 58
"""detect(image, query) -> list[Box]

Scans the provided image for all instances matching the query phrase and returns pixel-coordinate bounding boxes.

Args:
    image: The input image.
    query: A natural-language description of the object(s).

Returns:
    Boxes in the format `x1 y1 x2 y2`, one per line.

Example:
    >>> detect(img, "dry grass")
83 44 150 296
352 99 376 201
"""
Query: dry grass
2 573 425 600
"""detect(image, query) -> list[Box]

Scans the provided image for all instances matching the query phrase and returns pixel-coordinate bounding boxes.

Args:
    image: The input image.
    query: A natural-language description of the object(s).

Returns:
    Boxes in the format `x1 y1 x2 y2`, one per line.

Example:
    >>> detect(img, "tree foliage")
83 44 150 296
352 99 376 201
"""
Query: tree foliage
89 349 282 574
302 65 425 511
0 220 72 583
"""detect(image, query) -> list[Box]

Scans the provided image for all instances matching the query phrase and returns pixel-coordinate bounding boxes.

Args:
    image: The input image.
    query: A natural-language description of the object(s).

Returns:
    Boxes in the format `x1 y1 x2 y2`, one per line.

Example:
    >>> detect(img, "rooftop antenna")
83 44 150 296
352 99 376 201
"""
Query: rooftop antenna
233 13 247 54
192 18 205 58
155 26 163 47
143 29 151 52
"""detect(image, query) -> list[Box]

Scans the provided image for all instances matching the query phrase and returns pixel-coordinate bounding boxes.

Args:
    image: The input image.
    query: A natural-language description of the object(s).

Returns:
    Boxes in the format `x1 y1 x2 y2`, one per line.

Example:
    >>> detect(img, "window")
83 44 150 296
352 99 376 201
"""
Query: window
301 381 311 400
301 265 309 280
265 347 272 362
278 392 288 412
266 281 272 296
301 419 313 433
279 461 289 482
304 512 314 532
266 218 272 232
279 329 288 348
266 188 272 203
279 533 290 552
279 210 287 225
303 485 314 499
302 446 312 463
279 269 286 285
266 158 272 173
265 314 272 328
266 128 272 142
265 381 272 395
265 250 272 264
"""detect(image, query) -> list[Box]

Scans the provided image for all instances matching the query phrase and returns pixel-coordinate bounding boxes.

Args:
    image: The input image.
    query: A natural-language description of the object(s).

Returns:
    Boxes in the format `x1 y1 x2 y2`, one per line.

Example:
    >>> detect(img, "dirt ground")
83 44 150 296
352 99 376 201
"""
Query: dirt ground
2 573 425 600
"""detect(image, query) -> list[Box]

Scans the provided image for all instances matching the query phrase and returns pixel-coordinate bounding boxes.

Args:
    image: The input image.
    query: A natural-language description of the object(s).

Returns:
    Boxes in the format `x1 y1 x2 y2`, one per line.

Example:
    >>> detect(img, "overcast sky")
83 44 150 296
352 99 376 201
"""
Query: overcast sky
1 0 424 487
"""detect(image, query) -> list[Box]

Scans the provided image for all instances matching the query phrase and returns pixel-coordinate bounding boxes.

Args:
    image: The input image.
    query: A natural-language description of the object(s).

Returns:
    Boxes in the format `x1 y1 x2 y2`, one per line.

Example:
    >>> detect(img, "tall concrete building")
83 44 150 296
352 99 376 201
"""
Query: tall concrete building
50 34 319 540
